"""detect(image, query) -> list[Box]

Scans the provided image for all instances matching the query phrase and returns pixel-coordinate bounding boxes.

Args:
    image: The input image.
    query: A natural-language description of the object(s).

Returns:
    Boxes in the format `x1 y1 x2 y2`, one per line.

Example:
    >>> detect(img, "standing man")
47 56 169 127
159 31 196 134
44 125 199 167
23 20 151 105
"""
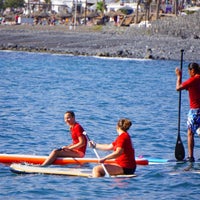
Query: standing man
175 62 200 162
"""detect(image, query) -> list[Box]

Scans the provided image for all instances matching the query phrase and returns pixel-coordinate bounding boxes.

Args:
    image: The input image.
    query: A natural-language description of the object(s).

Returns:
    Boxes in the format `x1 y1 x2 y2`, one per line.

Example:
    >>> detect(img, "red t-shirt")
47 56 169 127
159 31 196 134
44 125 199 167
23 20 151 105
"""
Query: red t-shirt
112 132 136 169
70 122 87 155
181 75 200 108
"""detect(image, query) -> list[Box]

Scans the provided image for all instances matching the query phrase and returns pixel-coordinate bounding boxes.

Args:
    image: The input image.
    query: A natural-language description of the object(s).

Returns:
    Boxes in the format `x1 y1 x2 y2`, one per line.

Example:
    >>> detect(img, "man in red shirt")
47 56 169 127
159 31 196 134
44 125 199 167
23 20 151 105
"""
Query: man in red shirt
175 62 200 162
42 111 87 166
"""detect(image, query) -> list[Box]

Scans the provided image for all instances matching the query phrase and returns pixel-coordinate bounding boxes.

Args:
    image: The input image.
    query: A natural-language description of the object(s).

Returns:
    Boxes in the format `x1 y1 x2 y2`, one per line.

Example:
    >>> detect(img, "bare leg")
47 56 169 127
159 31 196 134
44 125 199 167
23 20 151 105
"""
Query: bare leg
42 148 81 166
92 164 123 177
187 128 194 158
92 165 105 177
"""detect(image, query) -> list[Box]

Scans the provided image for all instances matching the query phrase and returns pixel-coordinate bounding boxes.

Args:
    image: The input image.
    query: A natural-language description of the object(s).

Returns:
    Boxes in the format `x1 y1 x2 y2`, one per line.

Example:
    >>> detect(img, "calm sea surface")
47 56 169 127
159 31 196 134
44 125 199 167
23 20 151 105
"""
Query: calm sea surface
0 51 200 200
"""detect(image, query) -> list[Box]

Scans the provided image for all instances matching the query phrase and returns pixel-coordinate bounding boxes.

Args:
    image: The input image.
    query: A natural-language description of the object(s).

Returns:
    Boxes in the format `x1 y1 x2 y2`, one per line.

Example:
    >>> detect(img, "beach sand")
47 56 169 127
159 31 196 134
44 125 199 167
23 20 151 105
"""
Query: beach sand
0 11 199 62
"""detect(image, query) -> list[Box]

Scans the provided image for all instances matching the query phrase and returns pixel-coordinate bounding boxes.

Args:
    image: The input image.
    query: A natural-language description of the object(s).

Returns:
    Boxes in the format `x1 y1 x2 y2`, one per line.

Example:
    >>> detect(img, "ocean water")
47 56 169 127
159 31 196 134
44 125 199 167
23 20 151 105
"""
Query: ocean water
0 51 200 200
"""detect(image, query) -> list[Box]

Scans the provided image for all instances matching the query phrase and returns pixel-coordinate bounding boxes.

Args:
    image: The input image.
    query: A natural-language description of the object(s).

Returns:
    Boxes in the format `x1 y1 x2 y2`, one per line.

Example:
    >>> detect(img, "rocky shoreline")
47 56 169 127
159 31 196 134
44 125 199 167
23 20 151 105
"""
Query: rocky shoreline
0 11 199 62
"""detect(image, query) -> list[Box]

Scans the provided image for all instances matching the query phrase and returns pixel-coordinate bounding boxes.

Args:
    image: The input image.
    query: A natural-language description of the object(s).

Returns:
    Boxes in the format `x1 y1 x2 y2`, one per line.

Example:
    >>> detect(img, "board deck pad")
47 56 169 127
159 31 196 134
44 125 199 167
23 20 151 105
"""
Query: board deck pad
10 163 137 178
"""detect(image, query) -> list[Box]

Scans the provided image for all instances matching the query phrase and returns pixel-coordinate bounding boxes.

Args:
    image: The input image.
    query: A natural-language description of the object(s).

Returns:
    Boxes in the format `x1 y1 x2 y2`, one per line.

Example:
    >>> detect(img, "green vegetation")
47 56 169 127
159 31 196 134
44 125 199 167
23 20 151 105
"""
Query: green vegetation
96 1 105 16
92 25 103 31
184 10 196 15
4 0 25 8
0 0 3 10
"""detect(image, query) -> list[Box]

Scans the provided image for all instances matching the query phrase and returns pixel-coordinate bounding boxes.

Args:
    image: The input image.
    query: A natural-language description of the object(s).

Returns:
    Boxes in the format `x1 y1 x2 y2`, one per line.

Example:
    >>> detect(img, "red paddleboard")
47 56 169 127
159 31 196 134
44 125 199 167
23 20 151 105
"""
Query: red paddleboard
0 153 148 165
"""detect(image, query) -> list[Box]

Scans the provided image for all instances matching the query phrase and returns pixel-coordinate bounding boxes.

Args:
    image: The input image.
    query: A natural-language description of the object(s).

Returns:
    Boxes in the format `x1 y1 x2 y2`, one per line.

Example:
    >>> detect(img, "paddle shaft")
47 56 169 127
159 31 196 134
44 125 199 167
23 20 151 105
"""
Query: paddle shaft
83 131 110 177
177 49 184 137
175 49 185 161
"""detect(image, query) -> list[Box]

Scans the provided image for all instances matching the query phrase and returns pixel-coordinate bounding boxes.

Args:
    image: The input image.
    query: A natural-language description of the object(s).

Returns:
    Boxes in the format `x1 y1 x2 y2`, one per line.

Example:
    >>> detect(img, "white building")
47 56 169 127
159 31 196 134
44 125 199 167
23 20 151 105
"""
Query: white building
23 0 138 14
24 0 97 13
51 0 74 12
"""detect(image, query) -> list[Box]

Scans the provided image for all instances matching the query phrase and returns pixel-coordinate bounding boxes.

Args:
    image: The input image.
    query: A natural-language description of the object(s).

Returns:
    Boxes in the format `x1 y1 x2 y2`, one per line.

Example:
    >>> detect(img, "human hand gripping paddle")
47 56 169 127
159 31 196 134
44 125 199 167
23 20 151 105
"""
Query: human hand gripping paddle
175 49 185 161
83 131 110 177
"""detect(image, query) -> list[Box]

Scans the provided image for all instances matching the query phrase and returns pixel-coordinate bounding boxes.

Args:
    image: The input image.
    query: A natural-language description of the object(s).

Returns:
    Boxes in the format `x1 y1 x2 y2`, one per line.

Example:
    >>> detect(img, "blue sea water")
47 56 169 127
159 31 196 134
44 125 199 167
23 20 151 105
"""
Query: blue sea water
0 51 200 200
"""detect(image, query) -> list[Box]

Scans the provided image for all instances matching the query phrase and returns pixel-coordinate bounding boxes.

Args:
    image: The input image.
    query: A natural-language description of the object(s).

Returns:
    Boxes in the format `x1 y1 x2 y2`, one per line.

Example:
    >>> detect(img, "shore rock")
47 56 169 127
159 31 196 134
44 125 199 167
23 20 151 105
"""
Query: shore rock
0 11 199 62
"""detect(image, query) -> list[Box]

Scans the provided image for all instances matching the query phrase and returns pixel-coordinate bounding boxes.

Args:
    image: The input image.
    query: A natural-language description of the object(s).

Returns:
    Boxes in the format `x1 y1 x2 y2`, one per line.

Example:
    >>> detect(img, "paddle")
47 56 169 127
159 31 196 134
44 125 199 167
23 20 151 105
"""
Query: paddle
83 131 110 177
175 49 185 161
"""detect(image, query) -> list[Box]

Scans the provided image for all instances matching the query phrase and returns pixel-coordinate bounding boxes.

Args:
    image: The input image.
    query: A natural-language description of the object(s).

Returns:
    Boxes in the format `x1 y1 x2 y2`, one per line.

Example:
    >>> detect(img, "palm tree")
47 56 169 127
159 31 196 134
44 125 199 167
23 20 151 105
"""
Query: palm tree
96 0 106 24
135 0 142 23
43 0 52 12
156 0 161 20
96 1 104 16
174 0 178 15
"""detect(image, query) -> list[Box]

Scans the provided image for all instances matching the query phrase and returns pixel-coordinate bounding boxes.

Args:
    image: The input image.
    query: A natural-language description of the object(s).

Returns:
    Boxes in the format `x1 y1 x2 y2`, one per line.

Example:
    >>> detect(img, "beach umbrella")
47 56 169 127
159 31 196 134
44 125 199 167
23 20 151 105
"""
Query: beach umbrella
4 13 15 20
86 11 100 18
33 11 50 18
56 12 72 19
105 11 116 17
106 10 125 17
118 6 134 15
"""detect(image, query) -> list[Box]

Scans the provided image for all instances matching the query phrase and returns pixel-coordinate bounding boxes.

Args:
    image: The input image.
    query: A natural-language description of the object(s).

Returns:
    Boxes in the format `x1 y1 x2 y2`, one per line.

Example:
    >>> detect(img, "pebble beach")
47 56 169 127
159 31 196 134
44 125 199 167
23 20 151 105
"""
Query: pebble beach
0 11 199 62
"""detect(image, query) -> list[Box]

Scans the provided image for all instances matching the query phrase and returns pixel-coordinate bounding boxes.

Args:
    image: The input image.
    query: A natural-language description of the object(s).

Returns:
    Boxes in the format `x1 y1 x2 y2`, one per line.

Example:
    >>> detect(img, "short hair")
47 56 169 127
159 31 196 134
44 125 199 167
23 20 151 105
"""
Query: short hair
188 63 200 74
65 111 75 118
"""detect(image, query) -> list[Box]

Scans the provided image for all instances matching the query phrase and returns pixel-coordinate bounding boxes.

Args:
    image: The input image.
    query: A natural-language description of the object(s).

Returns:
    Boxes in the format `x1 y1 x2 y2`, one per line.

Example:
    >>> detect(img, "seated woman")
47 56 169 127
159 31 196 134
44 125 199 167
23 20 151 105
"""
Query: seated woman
90 118 136 177
42 111 87 166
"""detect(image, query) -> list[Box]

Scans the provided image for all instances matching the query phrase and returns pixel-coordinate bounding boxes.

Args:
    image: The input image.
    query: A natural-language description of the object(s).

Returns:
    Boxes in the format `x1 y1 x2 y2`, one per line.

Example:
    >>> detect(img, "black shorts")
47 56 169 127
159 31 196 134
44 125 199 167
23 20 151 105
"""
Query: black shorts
123 167 136 175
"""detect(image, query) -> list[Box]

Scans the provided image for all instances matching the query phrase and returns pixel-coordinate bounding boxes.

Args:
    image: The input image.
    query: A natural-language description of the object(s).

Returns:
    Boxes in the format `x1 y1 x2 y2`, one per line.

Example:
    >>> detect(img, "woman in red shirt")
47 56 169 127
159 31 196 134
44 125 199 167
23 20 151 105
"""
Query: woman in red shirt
42 111 87 166
91 118 136 177
175 62 200 162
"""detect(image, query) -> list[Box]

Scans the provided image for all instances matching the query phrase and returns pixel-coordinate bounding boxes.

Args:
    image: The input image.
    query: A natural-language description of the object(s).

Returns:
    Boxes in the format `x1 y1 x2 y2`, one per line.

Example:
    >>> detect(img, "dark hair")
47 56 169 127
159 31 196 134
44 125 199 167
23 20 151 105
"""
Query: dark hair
65 111 75 118
117 118 132 131
188 63 200 74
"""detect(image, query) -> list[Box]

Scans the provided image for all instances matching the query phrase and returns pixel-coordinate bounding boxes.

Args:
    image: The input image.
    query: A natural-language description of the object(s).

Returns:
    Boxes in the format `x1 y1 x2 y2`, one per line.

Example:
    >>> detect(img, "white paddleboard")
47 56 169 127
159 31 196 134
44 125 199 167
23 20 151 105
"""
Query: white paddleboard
10 163 136 178
10 164 92 177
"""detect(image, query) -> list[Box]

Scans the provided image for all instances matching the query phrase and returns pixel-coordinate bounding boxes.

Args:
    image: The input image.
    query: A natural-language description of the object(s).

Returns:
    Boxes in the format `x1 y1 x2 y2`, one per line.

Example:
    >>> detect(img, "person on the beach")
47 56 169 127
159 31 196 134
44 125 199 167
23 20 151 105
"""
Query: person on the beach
89 118 136 177
175 62 200 162
15 14 19 24
42 111 87 166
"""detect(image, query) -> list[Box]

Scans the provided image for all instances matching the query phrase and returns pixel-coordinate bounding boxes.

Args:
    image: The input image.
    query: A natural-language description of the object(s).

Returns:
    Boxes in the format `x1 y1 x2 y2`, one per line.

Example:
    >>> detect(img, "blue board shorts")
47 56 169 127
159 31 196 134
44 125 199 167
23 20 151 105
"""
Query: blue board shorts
187 108 200 135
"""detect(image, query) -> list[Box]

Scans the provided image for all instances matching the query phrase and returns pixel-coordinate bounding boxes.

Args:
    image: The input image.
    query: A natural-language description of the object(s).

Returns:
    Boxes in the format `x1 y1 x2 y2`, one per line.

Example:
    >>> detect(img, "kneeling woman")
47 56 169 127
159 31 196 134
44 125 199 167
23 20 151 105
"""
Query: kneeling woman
91 118 136 177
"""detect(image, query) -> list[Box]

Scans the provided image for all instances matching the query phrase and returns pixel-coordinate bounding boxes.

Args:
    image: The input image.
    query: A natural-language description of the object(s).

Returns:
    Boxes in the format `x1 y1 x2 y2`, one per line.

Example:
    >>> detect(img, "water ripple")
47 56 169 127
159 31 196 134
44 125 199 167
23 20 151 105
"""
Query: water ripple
0 51 199 199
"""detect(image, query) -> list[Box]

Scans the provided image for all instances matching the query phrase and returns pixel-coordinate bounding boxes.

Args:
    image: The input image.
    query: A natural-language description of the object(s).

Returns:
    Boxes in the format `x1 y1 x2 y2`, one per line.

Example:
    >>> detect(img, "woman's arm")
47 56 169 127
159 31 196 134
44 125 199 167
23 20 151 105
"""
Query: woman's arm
100 147 124 163
62 135 86 150
95 143 113 151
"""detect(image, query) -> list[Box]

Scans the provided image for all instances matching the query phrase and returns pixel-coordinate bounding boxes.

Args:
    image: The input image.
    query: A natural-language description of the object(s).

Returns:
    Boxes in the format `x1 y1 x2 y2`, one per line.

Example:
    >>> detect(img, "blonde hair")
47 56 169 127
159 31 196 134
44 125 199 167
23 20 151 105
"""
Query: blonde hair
117 118 132 131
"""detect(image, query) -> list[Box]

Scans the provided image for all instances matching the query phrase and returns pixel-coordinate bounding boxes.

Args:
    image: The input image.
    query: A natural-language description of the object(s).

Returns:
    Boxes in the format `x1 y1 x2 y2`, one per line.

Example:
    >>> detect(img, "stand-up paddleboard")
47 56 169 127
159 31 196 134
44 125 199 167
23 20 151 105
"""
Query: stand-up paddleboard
146 157 183 164
168 169 200 176
145 157 200 164
191 171 200 174
10 163 137 178
168 165 200 175
0 153 148 165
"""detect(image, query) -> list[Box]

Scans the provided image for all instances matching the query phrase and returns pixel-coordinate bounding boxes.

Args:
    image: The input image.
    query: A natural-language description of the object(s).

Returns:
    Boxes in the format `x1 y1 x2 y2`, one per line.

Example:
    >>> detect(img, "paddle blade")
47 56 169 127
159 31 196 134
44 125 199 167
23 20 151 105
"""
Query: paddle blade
175 135 185 161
